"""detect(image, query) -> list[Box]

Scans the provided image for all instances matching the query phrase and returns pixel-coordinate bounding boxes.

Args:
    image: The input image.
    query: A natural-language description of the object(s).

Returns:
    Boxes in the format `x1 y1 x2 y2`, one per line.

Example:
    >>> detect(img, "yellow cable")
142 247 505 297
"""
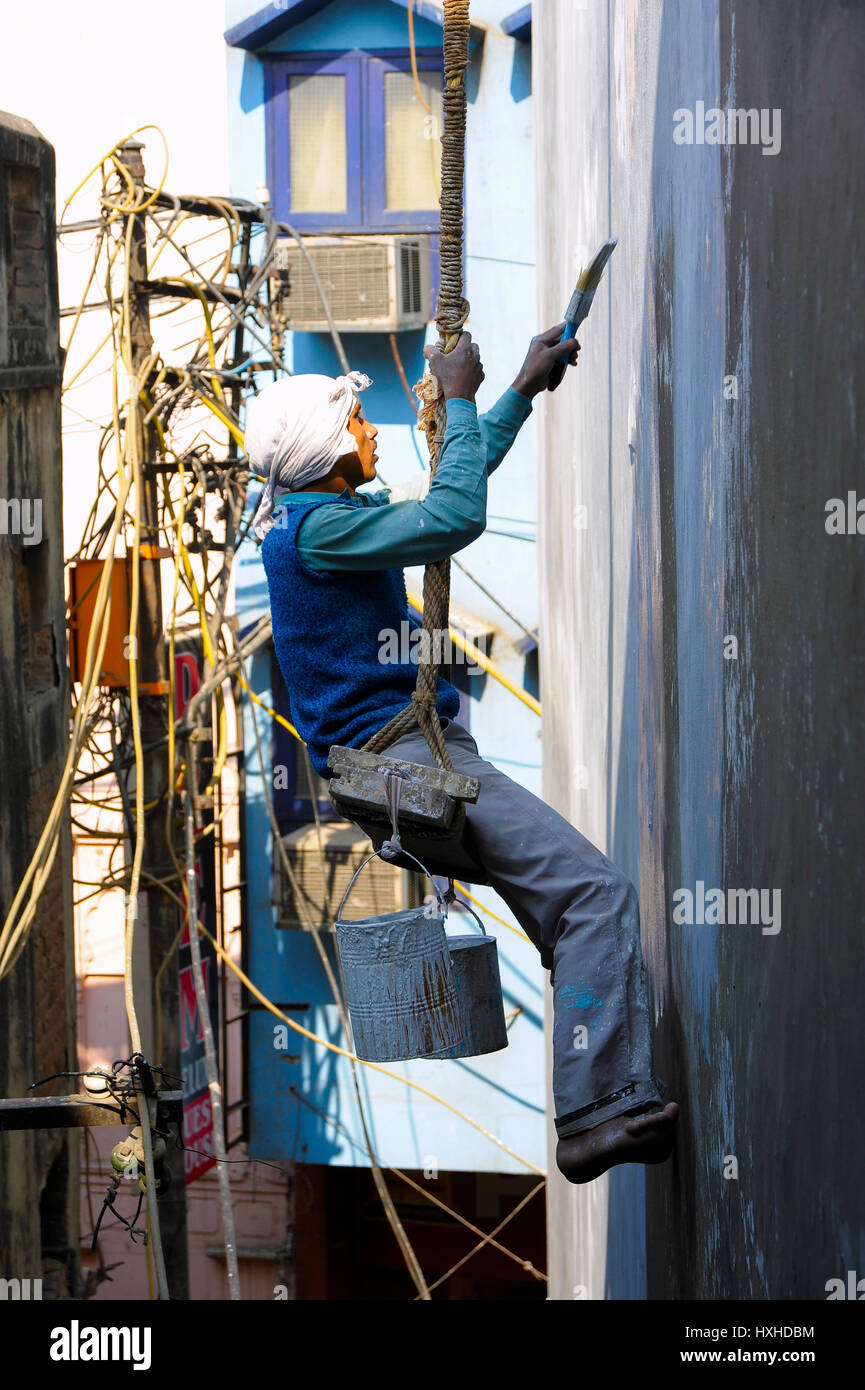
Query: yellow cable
0 458 131 974
61 123 170 227
407 588 542 716
157 276 225 404
63 323 115 393
199 392 245 449
61 228 121 364
236 672 302 742
453 881 531 943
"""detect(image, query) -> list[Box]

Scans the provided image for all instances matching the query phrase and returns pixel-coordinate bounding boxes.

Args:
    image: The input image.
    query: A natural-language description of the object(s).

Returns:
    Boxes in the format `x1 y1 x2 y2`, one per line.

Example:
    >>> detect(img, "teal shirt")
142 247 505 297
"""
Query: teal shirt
271 386 532 572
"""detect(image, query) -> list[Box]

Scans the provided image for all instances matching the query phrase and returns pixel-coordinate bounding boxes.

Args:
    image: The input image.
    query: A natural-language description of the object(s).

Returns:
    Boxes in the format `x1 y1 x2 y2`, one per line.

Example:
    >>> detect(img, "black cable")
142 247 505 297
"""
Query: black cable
174 1132 292 1181
90 1190 113 1250
91 1184 145 1251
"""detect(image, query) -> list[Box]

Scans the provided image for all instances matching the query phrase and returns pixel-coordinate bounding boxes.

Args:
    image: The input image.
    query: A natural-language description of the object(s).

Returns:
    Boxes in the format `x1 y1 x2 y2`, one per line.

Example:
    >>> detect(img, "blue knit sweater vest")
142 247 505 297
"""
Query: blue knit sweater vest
261 496 461 776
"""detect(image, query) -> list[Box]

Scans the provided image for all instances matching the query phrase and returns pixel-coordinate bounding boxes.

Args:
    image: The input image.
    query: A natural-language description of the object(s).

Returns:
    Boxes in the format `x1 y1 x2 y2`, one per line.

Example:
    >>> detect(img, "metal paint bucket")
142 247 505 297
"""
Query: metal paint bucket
425 903 509 1059
335 852 463 1062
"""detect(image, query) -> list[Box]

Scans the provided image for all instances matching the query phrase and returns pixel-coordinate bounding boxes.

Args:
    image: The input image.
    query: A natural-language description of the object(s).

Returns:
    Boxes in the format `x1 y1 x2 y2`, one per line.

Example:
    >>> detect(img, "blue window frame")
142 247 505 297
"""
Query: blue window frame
365 52 443 230
264 48 444 234
264 54 364 231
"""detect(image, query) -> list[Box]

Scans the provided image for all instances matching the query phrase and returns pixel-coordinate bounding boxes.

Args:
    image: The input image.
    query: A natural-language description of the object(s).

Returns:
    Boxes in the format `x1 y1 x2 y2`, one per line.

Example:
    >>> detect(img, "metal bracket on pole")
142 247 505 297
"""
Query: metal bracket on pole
0 1091 183 1132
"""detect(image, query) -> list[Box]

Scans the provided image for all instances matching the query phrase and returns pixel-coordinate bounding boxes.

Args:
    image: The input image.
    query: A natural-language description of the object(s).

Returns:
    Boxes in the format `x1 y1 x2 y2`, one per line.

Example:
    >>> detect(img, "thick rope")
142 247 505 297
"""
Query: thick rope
364 0 471 772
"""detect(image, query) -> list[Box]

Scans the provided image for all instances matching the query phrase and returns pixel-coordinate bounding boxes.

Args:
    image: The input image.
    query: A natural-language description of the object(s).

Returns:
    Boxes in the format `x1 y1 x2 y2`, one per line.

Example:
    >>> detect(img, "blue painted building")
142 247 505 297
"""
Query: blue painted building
224 0 545 1176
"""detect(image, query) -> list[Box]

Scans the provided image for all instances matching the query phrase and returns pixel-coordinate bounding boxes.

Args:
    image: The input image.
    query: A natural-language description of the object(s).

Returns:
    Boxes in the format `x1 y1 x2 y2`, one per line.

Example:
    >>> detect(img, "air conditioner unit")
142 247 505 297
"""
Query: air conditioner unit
275 820 425 930
276 236 430 332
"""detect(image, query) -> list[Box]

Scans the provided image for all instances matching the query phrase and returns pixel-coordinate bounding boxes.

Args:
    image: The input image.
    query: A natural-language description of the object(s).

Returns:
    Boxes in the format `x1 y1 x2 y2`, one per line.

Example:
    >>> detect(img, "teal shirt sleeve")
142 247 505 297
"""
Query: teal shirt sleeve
294 386 533 573
476 384 534 475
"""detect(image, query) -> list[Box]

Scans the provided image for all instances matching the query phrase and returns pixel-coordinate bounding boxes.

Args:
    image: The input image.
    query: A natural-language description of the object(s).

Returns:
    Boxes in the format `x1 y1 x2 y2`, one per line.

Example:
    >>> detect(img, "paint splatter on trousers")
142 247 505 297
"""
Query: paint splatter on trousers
387 719 667 1138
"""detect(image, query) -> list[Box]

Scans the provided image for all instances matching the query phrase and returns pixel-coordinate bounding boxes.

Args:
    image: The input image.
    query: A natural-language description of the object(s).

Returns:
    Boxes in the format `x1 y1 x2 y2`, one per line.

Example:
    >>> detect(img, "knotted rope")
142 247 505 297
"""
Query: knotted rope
364 0 471 772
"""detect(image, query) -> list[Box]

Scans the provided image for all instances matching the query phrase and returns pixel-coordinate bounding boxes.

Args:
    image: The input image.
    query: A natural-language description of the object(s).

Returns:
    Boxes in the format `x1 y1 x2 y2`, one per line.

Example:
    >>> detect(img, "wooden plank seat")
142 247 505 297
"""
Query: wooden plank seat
327 745 490 884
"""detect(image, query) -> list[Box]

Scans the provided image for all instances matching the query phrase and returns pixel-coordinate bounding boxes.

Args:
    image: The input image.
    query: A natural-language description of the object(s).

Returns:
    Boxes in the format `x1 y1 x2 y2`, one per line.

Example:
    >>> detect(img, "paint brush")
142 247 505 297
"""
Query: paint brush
548 237 618 391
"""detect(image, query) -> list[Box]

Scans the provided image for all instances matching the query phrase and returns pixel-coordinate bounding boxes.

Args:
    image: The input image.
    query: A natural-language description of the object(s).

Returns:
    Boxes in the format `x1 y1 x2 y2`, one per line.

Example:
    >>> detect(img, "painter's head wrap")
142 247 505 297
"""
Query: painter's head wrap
247 370 372 540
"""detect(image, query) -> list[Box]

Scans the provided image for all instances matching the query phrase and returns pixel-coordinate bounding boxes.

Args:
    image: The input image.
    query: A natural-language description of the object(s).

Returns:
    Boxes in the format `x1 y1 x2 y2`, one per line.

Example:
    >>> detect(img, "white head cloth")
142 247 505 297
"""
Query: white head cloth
246 370 372 540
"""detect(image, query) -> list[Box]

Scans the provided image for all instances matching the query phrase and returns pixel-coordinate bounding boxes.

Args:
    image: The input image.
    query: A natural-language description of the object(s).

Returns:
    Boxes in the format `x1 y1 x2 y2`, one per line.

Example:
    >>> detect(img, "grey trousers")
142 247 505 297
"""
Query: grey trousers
387 719 666 1138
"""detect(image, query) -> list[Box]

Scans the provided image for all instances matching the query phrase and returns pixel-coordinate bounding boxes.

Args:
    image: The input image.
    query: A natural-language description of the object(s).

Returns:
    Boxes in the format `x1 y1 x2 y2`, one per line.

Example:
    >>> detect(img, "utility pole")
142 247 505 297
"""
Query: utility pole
117 140 189 1299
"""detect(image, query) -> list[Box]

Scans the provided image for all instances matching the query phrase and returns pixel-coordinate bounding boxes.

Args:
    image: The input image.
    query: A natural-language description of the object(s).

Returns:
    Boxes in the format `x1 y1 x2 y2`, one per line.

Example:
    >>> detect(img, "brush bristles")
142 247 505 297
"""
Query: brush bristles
578 260 605 292
577 238 618 292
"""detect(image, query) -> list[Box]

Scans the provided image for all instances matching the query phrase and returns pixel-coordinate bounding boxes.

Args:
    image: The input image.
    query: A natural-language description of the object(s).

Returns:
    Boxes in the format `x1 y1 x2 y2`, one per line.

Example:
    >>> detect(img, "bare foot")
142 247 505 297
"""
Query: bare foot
556 1102 679 1184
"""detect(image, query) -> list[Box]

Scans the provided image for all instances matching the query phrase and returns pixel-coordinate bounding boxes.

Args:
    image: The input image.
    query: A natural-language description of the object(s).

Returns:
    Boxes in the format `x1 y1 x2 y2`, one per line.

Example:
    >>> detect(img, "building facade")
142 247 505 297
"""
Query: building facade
535 0 865 1300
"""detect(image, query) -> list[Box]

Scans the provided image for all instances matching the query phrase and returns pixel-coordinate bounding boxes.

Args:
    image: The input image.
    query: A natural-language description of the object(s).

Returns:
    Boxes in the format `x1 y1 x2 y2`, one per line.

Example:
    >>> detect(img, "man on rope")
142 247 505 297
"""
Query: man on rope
247 329 678 1184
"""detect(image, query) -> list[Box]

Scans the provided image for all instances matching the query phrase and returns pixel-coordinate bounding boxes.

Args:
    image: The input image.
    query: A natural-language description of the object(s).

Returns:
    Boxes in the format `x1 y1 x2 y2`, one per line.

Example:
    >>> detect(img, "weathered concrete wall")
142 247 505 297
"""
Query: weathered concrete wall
0 112 78 1296
535 1 864 1299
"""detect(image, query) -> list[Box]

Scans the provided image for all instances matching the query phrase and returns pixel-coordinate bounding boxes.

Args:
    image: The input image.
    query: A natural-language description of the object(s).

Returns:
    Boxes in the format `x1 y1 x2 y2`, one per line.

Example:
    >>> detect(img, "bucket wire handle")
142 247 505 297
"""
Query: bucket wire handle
443 884 488 936
335 771 449 925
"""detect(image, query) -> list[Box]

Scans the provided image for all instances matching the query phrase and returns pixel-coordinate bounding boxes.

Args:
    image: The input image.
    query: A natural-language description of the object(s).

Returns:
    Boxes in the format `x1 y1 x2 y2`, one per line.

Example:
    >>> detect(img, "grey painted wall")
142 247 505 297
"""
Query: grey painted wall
534 1 864 1299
